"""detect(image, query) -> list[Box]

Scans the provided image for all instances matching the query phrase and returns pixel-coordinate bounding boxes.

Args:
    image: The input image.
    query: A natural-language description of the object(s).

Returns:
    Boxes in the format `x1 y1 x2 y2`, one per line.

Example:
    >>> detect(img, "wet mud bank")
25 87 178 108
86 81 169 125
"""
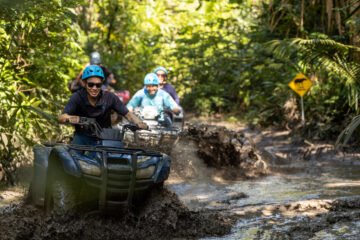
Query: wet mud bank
0 189 234 240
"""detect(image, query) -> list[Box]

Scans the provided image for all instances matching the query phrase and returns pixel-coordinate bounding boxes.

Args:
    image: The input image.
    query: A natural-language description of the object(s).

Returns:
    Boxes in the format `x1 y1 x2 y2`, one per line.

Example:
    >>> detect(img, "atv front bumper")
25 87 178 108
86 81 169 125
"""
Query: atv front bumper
70 146 170 209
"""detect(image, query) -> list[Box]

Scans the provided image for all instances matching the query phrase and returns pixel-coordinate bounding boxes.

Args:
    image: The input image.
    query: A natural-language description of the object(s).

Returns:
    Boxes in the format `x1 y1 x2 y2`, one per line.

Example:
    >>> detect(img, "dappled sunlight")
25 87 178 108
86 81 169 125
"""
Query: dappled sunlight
212 175 230 184
325 181 360 188
0 188 26 207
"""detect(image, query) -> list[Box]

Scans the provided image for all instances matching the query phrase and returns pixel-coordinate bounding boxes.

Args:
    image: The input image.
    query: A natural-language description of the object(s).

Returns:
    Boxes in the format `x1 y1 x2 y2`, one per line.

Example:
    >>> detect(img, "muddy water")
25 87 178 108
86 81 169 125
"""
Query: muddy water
168 137 360 240
169 164 360 210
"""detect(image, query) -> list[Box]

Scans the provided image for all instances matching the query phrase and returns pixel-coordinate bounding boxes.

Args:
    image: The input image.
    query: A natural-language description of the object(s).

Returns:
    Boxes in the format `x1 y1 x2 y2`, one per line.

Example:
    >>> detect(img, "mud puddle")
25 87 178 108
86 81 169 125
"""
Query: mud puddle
168 154 360 239
201 196 360 240
167 124 360 240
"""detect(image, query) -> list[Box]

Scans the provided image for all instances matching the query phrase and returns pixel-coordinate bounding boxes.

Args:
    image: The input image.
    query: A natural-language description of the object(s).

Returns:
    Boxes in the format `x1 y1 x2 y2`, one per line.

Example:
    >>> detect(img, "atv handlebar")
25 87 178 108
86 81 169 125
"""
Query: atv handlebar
122 123 141 132
73 117 142 140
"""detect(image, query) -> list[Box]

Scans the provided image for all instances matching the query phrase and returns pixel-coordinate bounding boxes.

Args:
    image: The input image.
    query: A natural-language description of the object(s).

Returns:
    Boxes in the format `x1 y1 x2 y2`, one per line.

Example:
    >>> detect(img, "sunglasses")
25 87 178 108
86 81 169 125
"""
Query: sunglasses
157 74 167 78
87 82 102 89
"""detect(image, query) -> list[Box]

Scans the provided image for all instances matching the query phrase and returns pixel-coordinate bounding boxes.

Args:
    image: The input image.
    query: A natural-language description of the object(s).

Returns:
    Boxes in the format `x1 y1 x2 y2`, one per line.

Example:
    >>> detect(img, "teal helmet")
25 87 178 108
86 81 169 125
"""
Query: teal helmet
82 65 105 81
153 66 168 75
144 73 159 85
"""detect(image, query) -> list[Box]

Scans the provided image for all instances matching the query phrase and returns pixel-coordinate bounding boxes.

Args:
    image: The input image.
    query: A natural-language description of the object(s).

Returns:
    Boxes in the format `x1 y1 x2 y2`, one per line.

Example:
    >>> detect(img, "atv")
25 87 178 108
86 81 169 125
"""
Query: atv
30 117 171 213
120 106 184 154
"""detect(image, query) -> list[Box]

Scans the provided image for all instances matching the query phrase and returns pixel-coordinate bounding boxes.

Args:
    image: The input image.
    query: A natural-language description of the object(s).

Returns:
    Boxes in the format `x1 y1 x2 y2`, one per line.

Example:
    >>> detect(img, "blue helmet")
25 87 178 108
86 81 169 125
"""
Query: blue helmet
153 66 168 75
144 73 159 85
82 65 105 81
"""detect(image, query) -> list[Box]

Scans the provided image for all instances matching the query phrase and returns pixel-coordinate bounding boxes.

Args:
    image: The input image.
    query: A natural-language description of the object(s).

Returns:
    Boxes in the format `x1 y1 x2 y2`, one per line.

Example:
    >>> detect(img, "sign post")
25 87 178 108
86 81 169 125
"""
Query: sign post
288 73 313 124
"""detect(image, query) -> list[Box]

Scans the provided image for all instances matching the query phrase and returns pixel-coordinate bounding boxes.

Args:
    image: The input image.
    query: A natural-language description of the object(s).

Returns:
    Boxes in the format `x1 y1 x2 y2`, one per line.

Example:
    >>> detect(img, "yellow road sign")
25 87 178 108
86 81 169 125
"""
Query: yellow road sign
288 73 313 97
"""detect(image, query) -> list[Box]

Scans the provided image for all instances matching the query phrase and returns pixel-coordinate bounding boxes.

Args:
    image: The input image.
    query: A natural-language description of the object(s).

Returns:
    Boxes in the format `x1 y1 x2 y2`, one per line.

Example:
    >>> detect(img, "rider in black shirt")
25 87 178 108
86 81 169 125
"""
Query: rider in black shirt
59 65 147 145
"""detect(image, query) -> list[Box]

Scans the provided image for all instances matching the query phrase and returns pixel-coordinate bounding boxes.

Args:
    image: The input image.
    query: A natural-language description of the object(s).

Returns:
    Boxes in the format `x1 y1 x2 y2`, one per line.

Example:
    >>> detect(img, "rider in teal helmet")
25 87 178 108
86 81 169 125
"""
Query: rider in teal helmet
127 73 181 127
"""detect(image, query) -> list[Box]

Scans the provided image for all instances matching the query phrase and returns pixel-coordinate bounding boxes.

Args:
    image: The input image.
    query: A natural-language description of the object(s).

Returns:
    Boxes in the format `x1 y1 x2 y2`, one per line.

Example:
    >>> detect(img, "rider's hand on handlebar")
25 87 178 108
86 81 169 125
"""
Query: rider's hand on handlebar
137 122 149 130
67 116 80 124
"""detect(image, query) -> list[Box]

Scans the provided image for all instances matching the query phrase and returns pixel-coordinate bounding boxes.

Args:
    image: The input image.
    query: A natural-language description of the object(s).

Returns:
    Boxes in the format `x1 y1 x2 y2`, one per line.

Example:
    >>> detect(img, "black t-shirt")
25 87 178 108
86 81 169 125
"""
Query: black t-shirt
63 88 128 133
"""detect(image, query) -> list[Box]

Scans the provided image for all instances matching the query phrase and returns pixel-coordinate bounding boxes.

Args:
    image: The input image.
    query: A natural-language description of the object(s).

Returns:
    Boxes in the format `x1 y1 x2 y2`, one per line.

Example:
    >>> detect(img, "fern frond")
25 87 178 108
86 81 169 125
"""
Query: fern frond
335 115 360 149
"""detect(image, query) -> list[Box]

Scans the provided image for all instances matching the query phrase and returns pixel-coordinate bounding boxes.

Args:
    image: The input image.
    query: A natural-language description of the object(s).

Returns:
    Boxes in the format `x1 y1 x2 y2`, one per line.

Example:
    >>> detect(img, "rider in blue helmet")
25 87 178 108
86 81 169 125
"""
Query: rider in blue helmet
81 64 105 81
70 52 117 93
127 73 181 127
59 65 147 145
153 66 180 104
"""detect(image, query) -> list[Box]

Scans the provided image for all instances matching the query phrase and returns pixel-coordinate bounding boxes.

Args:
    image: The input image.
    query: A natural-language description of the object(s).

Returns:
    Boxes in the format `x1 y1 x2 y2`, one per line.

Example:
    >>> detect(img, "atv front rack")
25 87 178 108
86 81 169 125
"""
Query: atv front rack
123 128 180 154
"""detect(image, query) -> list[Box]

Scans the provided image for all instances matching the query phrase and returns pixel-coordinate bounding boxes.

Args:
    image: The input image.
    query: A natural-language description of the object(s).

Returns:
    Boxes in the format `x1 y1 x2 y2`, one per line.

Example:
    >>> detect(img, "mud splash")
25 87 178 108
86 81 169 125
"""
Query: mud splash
0 189 233 240
185 123 268 180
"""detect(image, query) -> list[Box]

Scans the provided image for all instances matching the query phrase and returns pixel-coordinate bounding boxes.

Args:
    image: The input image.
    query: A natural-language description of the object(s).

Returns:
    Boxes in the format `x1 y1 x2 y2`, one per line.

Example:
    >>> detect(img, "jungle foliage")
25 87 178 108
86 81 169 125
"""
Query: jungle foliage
1 0 360 183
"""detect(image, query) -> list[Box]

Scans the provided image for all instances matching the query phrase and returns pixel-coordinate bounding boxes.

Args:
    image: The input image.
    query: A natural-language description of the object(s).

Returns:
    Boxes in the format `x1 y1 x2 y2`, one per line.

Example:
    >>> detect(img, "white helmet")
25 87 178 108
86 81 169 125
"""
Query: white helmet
90 51 101 65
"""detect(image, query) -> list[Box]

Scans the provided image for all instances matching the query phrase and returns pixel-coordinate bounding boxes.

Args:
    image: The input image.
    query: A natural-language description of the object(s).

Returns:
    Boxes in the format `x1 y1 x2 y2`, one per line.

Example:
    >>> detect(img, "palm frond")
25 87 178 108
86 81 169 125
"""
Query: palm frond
335 115 360 149
26 106 58 123
267 37 360 85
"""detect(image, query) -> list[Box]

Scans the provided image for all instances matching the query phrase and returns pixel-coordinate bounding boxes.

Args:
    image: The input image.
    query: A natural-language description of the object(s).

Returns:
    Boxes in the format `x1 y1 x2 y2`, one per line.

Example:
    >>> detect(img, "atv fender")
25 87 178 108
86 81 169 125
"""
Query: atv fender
49 145 82 178
32 145 53 206
32 145 81 207
154 154 171 183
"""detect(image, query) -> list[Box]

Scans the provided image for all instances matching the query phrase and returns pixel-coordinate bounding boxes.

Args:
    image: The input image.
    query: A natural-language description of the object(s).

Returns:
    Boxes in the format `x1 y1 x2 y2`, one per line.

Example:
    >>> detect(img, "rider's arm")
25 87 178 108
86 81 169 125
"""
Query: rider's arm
110 92 148 129
58 114 80 124
163 91 181 114
107 73 116 86
126 90 143 111
165 83 180 105
124 112 148 129
59 92 81 124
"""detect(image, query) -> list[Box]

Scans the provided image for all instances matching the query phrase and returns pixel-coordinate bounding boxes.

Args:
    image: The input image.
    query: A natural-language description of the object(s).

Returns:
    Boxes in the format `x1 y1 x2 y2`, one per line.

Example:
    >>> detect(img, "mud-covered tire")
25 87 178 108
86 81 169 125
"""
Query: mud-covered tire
45 175 78 214
154 182 164 189
24 181 33 204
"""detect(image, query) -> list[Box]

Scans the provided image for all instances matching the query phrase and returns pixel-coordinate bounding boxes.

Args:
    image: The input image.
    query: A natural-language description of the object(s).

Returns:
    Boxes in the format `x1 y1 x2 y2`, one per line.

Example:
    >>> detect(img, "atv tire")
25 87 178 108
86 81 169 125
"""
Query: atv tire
45 174 78 215
25 181 34 204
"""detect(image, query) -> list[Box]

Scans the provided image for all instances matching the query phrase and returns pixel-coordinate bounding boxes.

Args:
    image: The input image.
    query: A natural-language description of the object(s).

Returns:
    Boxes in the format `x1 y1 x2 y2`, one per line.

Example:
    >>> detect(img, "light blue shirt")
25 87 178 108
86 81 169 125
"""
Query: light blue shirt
127 88 179 113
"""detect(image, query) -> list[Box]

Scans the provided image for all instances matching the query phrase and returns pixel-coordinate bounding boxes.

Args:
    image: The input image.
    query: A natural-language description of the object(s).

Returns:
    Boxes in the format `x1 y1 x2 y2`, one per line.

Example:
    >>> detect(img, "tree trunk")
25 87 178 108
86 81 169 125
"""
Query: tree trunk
300 0 304 36
326 0 333 33
349 0 360 61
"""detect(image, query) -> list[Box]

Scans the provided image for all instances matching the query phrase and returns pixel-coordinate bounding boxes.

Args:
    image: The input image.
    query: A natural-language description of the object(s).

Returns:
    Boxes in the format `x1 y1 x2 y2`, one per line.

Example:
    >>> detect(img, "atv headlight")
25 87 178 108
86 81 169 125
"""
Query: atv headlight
136 165 156 179
78 160 101 176
137 155 152 164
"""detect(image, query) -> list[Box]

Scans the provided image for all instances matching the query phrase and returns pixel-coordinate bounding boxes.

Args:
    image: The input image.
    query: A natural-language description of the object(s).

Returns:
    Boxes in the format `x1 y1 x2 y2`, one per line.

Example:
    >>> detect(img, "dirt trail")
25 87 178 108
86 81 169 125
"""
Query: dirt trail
1 121 360 239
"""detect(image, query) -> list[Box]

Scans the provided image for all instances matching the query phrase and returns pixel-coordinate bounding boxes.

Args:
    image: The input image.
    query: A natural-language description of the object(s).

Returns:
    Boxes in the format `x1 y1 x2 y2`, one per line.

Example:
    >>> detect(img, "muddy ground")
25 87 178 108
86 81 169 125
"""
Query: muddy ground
0 188 233 240
1 121 360 239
